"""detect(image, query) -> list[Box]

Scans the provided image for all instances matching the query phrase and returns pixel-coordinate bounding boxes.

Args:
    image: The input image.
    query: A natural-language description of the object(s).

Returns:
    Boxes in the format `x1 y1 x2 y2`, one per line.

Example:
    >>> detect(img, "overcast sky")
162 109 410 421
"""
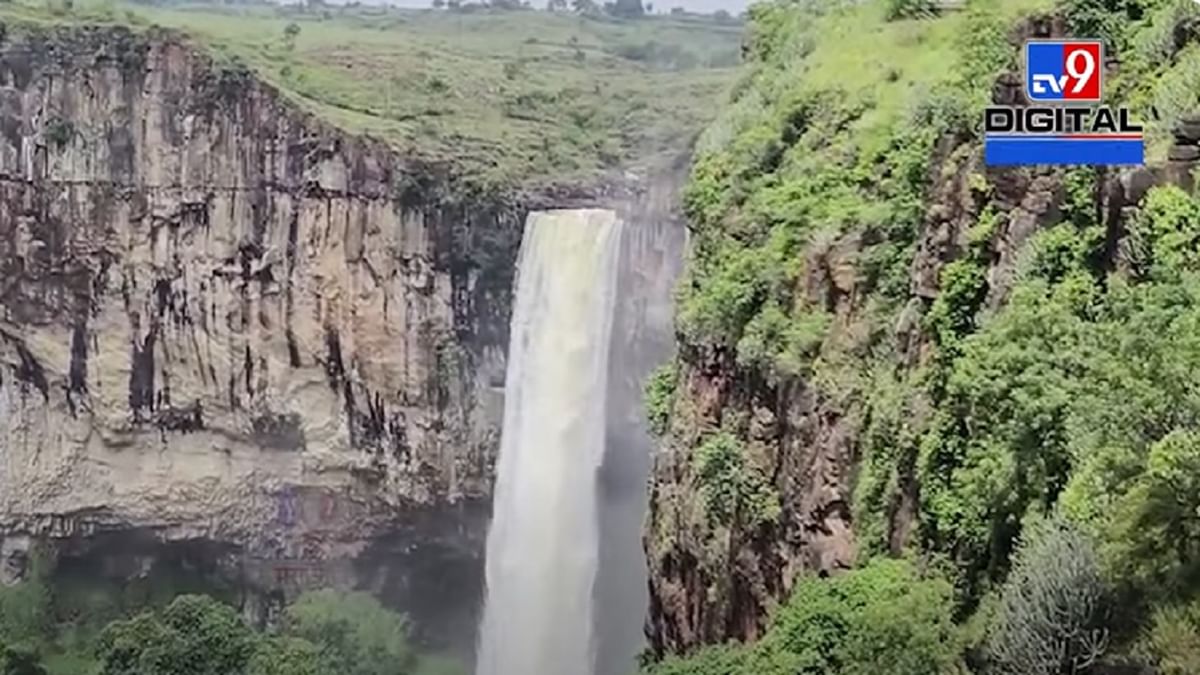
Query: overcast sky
332 0 751 13
659 0 749 11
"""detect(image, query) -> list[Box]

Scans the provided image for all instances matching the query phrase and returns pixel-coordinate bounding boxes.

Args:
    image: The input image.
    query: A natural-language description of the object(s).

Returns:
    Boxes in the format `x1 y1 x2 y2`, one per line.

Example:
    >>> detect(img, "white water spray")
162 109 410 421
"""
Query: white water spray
476 209 625 675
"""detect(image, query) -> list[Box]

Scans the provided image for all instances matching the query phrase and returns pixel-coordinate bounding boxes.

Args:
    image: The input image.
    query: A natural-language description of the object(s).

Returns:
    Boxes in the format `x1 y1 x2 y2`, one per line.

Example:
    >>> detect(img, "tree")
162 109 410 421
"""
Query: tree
95 595 256 675
607 0 643 17
247 637 329 675
546 0 566 10
986 516 1110 675
571 0 598 14
282 590 417 675
432 0 445 7
0 563 52 649
283 22 301 50
1108 430 1200 592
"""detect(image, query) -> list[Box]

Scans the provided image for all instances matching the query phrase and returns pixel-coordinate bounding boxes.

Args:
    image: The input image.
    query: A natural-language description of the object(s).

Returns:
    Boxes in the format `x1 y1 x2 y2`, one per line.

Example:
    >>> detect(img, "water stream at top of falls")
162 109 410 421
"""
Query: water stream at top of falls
475 209 625 675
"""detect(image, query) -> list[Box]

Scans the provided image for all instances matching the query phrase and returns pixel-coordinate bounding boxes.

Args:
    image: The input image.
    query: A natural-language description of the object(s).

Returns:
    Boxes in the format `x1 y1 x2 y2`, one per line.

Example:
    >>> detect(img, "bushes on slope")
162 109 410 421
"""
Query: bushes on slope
1139 599 1200 674
692 432 780 528
658 0 1200 671
646 559 964 675
986 516 1110 675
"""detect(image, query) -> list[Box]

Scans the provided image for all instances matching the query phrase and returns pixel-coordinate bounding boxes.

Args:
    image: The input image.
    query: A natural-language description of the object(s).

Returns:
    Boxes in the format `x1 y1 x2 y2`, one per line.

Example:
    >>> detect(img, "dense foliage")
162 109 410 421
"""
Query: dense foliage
650 560 962 675
0 576 464 675
645 0 1200 672
282 590 419 675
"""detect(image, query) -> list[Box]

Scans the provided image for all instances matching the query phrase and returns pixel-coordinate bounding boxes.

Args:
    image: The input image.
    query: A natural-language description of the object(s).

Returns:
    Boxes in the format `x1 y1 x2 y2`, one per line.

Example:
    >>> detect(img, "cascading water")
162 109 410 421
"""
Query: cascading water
476 209 625 675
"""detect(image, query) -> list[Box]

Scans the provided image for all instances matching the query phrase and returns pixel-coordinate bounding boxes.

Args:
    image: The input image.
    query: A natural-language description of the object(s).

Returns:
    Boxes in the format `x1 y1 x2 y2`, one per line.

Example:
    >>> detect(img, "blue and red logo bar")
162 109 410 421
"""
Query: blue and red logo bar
985 133 1144 166
1025 40 1104 103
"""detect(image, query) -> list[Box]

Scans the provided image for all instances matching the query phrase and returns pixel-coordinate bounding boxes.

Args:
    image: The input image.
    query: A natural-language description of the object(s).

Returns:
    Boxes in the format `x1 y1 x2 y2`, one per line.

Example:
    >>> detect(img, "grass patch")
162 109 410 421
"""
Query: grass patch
8 0 743 189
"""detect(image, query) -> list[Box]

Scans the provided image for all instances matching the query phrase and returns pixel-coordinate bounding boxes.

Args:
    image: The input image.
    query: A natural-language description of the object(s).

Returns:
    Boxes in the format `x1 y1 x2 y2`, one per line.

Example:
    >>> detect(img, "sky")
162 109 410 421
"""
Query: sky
325 0 751 12
657 0 749 11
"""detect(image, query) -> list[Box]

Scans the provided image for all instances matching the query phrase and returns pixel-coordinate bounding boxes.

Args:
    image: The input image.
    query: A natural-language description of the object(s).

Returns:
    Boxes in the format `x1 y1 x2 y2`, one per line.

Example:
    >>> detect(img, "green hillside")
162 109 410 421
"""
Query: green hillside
646 0 1200 672
0 0 742 189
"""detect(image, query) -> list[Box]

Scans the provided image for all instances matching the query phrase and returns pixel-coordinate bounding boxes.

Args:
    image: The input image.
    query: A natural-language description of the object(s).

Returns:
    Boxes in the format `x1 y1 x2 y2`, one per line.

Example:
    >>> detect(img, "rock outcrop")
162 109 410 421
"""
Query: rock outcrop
0 23 524 645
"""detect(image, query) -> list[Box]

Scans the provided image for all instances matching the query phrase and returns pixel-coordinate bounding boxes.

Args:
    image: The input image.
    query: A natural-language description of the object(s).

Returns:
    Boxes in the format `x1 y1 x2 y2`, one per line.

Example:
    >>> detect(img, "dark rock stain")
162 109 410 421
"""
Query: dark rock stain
243 344 254 397
249 190 269 246
153 278 172 317
322 327 346 392
154 400 204 436
286 331 302 369
252 412 306 451
359 391 410 462
10 339 50 402
128 324 157 415
67 319 87 414
227 369 239 410
181 199 210 230
106 124 135 181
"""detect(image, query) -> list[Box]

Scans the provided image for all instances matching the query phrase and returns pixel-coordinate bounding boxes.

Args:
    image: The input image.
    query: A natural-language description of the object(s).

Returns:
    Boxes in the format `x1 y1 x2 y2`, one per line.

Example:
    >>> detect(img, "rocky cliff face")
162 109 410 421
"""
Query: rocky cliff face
643 12 1200 655
0 24 525 645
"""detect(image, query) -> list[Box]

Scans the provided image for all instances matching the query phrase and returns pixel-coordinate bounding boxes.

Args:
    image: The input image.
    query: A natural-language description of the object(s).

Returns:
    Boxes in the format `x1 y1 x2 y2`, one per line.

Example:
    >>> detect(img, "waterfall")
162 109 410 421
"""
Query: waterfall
476 209 625 675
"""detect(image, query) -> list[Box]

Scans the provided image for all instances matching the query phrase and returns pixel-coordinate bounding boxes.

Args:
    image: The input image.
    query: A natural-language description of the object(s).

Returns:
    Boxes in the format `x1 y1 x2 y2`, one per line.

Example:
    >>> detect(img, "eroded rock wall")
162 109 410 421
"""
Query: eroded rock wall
0 25 522 626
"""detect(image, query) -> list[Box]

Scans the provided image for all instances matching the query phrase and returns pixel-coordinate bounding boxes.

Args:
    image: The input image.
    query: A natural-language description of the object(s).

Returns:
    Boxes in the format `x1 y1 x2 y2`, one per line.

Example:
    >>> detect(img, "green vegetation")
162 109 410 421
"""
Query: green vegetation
0 574 463 675
648 0 1200 673
985 516 1110 675
0 0 740 189
692 431 780 528
1140 598 1200 674
0 644 47 675
649 559 962 675
643 363 678 436
282 590 418 675
96 595 257 675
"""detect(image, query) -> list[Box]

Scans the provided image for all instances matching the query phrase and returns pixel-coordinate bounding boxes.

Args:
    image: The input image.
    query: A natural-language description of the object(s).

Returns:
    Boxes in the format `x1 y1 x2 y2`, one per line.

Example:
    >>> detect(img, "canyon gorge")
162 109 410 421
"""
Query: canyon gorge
4 1 1200 675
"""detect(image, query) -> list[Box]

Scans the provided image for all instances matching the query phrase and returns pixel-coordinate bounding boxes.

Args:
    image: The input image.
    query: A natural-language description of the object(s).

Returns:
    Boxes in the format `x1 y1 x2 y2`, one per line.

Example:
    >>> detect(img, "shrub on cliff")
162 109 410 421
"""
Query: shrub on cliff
692 432 780 528
985 516 1110 675
749 559 963 675
644 363 678 436
1138 598 1200 675
646 559 964 675
648 643 749 675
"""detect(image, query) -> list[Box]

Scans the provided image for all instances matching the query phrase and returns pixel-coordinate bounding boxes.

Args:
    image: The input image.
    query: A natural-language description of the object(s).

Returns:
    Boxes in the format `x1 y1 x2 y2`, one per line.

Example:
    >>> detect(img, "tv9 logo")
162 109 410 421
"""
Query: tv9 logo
1025 40 1103 103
